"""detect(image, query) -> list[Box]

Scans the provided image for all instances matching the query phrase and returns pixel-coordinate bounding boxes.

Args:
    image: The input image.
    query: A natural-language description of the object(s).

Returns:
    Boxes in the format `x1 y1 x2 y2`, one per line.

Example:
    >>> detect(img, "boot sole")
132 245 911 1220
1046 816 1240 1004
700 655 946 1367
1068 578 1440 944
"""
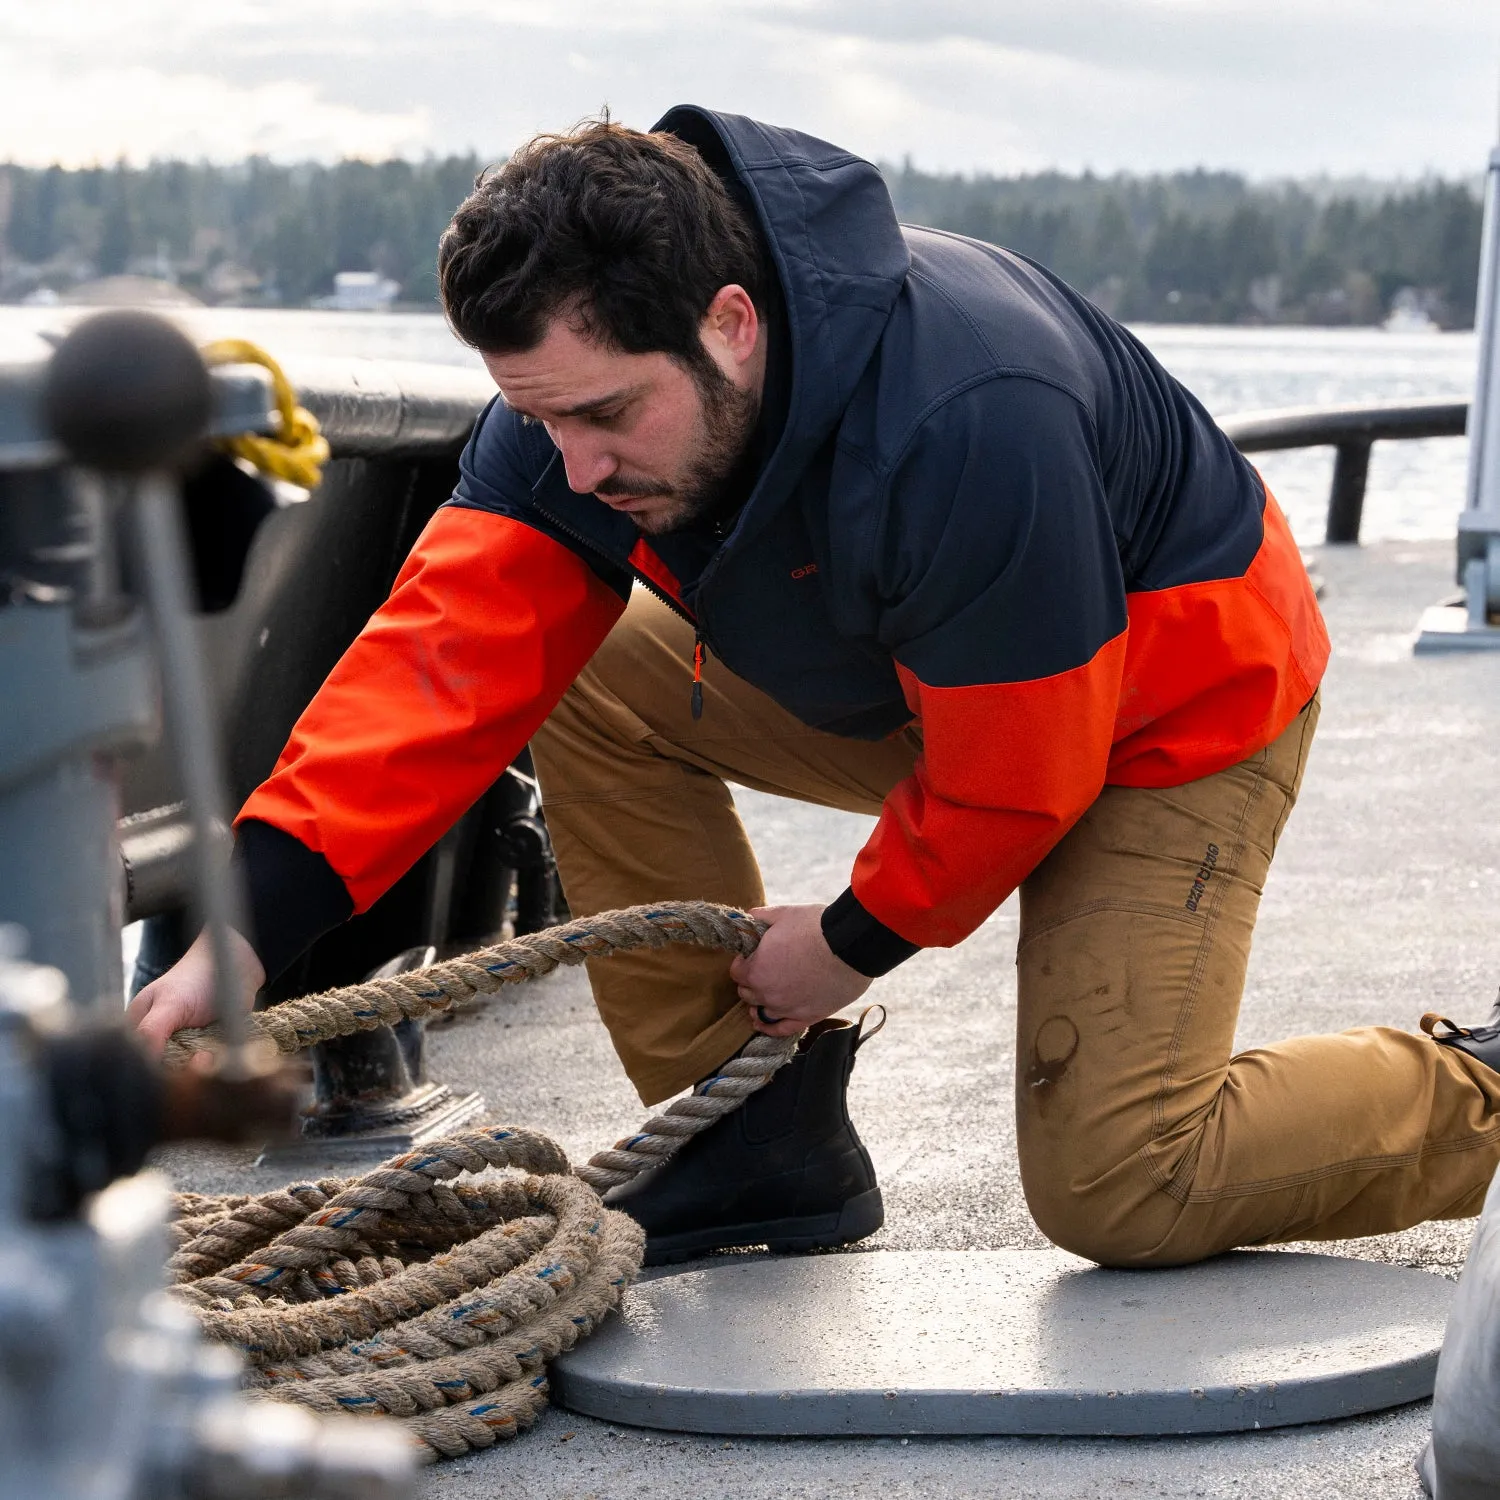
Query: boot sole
642 1186 884 1266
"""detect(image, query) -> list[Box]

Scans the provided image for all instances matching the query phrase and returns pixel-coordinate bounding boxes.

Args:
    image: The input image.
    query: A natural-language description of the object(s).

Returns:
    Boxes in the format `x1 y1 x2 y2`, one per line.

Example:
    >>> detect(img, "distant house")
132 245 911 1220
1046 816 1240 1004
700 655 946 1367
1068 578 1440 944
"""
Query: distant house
1383 285 1443 333
314 271 402 312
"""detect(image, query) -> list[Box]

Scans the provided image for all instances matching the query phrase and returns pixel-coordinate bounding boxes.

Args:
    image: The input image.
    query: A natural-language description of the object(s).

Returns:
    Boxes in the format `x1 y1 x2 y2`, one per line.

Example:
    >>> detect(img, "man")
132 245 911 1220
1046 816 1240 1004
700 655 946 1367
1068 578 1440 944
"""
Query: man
130 108 1500 1268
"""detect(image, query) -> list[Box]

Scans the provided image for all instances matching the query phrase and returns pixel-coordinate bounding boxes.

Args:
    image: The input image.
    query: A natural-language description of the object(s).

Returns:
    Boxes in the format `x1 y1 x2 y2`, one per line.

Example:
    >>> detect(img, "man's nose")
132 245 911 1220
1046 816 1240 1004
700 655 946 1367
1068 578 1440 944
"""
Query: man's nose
558 432 616 495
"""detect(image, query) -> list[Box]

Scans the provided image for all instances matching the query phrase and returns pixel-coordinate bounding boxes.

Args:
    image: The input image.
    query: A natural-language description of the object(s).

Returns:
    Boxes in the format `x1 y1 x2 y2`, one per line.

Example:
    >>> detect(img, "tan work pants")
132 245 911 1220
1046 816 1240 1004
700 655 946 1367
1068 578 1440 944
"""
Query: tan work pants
531 589 1500 1266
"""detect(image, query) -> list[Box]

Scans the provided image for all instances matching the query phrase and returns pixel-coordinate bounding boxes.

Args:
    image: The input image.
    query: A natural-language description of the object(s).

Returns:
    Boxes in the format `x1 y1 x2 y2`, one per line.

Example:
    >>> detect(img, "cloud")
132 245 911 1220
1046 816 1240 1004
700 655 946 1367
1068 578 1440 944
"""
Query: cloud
730 11 1500 177
1 0 1496 173
0 59 432 165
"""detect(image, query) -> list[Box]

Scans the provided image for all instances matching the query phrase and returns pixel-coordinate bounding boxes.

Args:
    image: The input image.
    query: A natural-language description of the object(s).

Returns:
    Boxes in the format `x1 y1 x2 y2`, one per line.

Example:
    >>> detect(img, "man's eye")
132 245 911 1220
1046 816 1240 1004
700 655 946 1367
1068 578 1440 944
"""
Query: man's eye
591 408 625 427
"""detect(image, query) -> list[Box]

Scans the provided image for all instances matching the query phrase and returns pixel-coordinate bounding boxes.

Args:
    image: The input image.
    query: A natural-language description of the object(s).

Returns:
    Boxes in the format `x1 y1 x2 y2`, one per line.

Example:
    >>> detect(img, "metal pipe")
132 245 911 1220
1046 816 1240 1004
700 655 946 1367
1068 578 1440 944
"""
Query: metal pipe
118 804 194 923
131 476 251 1074
1326 440 1374 545
1218 398 1471 547
1222 398 1468 453
1465 147 1500 520
276 358 492 459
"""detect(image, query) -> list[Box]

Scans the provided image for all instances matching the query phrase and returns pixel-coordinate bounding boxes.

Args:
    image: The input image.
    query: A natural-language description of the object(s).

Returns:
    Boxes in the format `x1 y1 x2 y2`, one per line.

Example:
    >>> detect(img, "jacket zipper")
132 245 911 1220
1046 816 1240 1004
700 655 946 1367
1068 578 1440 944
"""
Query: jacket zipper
532 501 710 719
691 632 706 720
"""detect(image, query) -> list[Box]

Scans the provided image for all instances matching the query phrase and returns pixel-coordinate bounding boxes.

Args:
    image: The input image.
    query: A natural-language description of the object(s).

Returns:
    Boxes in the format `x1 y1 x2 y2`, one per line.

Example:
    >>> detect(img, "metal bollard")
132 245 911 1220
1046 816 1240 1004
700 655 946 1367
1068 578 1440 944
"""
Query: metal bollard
256 755 565 1165
263 951 485 1166
298 1019 485 1156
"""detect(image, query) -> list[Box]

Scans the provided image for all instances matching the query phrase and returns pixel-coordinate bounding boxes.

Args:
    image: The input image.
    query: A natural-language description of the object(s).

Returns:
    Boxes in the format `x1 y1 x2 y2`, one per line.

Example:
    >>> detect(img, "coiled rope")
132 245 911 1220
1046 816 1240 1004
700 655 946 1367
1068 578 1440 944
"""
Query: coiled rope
165 901 800 1459
201 338 330 490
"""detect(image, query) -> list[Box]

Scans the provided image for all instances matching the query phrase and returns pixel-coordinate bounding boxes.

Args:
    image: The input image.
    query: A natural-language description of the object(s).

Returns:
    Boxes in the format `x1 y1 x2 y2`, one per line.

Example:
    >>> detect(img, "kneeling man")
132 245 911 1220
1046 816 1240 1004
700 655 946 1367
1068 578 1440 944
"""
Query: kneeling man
131 108 1500 1267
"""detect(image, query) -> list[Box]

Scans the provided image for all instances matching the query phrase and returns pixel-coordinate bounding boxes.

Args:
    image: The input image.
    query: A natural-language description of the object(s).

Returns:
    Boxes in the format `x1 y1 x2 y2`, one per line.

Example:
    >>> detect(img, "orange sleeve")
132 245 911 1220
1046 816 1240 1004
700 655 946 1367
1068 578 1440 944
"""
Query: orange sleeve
851 634 1127 948
236 505 625 913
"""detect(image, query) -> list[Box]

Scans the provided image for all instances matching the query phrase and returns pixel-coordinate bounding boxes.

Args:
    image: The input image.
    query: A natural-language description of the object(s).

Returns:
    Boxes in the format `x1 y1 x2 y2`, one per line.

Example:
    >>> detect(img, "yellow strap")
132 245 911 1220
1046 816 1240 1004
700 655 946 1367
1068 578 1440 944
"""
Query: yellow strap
201 338 330 491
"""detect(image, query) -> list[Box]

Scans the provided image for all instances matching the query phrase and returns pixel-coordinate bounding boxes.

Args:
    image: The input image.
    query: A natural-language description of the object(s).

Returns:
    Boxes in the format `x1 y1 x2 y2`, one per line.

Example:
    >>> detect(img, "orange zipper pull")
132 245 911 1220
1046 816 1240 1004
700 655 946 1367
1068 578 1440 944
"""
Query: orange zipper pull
691 633 705 720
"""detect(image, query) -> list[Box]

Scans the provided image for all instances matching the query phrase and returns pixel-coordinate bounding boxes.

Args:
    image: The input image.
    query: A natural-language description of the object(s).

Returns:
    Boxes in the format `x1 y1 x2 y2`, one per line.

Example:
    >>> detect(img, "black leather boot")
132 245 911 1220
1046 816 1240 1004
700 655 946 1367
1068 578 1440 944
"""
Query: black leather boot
1423 1008 1500 1073
603 1014 884 1265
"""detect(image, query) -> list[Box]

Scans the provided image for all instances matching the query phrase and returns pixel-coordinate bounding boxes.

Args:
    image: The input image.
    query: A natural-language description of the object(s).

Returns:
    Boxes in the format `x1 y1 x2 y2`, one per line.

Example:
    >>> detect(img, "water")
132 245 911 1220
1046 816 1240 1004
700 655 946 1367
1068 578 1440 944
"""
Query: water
1136 324 1476 546
0 307 1478 547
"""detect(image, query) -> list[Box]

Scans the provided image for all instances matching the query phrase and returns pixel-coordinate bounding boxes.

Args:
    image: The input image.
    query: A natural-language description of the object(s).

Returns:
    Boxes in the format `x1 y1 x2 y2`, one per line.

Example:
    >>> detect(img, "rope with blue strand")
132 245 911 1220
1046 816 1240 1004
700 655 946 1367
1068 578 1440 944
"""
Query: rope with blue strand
165 901 800 1191
170 1124 640 1458
165 902 802 1459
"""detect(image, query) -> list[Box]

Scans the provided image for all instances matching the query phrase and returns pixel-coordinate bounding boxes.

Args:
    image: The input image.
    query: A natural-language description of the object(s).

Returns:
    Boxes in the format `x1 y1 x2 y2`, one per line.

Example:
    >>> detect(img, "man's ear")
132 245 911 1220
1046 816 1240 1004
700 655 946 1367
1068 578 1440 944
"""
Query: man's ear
702 285 759 369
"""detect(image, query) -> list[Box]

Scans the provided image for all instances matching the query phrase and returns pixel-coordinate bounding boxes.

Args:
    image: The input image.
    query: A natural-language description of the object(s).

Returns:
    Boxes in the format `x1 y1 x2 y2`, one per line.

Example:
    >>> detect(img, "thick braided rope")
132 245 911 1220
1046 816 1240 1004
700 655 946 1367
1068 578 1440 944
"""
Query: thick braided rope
167 903 807 1457
167 901 763 1066
573 1031 798 1190
166 901 800 1191
170 1125 646 1459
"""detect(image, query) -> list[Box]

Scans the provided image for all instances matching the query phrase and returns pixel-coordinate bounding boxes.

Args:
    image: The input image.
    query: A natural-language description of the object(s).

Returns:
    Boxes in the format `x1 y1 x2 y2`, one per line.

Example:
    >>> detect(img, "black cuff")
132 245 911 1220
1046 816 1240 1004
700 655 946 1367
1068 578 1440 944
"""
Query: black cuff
821 888 921 978
231 820 354 983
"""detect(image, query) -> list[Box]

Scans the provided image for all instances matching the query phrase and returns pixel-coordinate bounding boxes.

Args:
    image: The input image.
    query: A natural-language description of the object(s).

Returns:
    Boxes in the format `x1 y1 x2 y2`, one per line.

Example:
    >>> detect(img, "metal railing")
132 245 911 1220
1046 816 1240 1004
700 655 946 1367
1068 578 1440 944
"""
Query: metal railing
283 358 1474 552
291 356 494 457
1222 397 1469 544
291 363 1472 549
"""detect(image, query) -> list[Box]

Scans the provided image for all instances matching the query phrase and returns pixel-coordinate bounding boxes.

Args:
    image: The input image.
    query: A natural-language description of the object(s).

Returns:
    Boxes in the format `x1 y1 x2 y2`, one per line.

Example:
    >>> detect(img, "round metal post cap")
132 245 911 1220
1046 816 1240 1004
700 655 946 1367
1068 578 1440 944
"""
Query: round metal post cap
42 309 212 473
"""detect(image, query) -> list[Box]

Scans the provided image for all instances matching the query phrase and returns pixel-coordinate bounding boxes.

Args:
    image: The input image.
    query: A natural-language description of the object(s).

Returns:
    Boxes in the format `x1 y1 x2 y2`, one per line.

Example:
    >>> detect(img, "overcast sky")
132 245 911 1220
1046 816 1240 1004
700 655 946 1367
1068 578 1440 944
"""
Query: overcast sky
3 0 1498 179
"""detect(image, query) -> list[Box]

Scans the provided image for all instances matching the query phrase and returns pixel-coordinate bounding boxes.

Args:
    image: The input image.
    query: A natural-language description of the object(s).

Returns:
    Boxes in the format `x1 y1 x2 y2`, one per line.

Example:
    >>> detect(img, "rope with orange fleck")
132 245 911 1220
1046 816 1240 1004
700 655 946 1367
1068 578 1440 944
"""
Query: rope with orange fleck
169 1126 642 1459
165 903 802 1460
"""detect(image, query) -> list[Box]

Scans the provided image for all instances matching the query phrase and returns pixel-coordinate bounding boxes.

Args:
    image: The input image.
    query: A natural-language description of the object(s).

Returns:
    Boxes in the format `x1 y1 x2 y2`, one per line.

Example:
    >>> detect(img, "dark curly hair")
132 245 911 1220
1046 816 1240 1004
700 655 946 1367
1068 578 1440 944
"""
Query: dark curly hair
438 117 768 379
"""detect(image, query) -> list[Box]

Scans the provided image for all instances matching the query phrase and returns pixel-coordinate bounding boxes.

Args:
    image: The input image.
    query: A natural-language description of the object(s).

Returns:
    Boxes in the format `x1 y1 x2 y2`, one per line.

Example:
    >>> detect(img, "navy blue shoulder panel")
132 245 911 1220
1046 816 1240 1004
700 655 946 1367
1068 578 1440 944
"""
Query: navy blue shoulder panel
868 376 1127 689
857 228 1267 597
446 396 634 602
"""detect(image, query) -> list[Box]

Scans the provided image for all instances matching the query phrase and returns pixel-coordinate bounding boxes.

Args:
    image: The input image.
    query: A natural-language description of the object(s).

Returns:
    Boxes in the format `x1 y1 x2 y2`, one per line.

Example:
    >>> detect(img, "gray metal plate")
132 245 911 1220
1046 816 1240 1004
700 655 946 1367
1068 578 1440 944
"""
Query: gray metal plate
551 1249 1452 1436
253 1089 485 1168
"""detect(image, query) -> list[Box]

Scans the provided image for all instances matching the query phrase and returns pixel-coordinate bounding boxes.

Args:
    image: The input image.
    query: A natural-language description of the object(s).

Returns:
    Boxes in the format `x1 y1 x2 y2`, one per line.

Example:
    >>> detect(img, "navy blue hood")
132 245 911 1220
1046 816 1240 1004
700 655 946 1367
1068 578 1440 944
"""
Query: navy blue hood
249 104 1296 987
452 102 1267 747
652 106 909 550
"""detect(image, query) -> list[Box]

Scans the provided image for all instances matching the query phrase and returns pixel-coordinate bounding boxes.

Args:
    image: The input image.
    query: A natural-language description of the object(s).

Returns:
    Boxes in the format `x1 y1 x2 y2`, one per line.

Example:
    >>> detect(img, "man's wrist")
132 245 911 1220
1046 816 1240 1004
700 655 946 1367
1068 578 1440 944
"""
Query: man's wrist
224 922 267 992
820 888 921 978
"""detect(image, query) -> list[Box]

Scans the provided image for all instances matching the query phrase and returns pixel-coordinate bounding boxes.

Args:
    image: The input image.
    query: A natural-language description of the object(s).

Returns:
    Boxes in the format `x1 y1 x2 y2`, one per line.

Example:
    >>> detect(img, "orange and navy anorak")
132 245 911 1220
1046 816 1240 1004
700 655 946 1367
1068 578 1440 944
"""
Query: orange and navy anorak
234 107 1328 981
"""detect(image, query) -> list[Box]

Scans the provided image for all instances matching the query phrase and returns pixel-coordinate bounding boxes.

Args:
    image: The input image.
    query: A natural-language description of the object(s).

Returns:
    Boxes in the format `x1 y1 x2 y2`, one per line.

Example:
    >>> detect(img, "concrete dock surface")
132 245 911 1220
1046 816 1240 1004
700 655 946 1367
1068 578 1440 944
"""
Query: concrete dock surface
158 539 1500 1499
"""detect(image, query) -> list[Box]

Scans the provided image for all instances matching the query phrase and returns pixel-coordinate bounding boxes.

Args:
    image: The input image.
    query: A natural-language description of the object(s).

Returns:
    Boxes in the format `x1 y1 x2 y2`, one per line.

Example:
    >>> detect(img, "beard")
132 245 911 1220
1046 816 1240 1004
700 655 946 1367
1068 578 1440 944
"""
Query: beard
594 358 761 536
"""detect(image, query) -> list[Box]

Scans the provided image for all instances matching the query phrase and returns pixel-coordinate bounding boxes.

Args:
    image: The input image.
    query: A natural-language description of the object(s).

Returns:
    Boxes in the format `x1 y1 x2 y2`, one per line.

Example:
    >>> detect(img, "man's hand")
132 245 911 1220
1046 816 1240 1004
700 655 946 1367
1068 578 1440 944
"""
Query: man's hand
125 925 266 1057
728 904 872 1038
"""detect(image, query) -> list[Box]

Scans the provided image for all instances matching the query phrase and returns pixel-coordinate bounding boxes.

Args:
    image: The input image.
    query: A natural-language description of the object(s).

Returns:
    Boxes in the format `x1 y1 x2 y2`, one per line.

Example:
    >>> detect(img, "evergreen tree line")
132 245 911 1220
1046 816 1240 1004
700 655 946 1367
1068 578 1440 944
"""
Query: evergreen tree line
885 163 1483 327
0 154 1484 327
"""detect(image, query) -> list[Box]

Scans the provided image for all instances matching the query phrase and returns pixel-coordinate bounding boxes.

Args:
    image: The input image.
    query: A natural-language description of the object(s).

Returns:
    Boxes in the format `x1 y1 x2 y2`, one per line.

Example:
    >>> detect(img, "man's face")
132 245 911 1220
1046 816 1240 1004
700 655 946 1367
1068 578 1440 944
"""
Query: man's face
482 294 763 536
